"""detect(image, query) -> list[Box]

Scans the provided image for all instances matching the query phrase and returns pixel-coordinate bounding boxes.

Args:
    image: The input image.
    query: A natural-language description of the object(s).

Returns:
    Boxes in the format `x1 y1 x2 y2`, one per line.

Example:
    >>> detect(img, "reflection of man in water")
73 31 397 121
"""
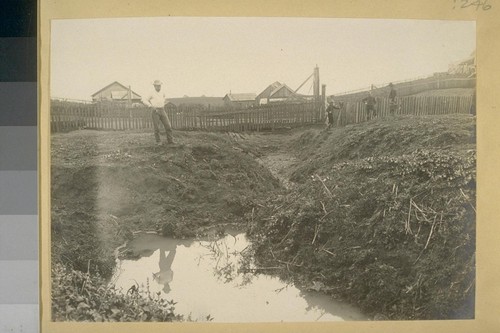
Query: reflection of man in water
153 243 178 293
153 239 191 294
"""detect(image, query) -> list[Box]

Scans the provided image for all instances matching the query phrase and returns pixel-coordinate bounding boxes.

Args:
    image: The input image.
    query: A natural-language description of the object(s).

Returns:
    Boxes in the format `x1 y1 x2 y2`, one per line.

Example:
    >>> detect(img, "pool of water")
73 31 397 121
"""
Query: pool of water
111 231 367 322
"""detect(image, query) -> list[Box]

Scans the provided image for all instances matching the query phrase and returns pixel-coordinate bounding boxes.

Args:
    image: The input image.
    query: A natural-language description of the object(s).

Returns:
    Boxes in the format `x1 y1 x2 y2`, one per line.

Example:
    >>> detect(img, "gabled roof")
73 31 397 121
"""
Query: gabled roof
91 81 141 98
223 93 257 101
257 81 283 100
110 90 142 100
269 84 295 98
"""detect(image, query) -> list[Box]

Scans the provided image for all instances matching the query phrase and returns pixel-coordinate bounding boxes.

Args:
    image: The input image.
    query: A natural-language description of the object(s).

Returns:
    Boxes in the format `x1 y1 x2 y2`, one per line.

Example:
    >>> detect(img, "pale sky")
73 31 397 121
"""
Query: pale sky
50 17 475 101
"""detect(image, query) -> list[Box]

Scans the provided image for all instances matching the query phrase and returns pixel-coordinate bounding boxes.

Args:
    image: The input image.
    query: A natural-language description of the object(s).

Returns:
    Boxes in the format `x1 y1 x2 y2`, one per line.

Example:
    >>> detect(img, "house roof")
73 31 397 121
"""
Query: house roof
269 84 295 98
257 81 298 100
166 96 225 107
257 81 283 100
110 90 141 100
223 93 257 102
91 81 142 98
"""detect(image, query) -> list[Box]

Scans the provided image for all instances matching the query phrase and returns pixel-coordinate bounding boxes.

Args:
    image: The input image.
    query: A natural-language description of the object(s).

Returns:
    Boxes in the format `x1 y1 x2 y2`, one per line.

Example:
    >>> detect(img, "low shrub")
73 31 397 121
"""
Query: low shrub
51 263 183 322
249 147 476 320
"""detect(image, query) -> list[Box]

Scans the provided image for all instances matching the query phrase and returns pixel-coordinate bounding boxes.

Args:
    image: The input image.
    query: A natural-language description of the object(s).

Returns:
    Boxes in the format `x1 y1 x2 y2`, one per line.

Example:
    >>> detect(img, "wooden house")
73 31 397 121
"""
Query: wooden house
91 81 142 104
166 96 225 110
222 93 257 108
256 81 301 104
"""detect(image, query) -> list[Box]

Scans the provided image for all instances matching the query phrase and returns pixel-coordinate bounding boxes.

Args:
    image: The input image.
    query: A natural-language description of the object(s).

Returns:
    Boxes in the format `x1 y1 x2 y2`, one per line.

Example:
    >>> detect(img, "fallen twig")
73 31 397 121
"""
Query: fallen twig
277 221 297 246
414 222 422 244
165 175 186 186
460 188 476 213
319 207 335 221
320 201 327 215
314 174 334 198
413 215 438 265
406 199 413 235
312 224 320 245
321 248 335 256
411 199 425 214
423 216 437 250
464 277 476 294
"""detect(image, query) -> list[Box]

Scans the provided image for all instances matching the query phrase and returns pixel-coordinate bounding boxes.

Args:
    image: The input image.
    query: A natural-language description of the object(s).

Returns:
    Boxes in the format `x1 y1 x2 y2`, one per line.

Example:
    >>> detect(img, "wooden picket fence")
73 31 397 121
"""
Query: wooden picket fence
337 95 474 125
50 102 320 133
51 95 473 133
336 77 476 101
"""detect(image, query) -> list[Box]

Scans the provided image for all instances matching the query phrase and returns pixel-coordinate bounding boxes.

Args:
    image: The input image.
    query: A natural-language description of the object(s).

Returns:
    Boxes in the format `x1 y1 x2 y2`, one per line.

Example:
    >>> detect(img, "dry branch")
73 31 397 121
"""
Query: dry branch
321 248 335 256
314 174 334 198
424 216 438 250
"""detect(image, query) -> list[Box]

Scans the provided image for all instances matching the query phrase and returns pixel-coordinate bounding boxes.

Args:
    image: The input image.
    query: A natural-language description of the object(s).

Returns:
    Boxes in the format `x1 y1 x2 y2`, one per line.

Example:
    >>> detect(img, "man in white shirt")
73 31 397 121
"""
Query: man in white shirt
144 80 174 145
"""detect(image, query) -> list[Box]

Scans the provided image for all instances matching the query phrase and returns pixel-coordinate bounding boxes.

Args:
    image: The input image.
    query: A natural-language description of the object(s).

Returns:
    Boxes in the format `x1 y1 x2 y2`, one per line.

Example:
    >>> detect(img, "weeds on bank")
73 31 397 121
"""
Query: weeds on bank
248 148 476 320
51 263 183 322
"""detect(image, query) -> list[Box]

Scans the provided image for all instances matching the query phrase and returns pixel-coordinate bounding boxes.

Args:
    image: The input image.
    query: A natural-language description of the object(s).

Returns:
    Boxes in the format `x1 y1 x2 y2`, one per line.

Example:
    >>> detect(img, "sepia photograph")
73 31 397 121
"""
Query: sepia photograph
47 15 477 324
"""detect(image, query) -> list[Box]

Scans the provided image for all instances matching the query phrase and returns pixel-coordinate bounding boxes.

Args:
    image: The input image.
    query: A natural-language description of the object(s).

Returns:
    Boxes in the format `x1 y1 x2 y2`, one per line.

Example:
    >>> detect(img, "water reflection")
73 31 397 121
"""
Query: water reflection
153 243 177 293
113 232 367 322
197 232 254 286
115 234 192 294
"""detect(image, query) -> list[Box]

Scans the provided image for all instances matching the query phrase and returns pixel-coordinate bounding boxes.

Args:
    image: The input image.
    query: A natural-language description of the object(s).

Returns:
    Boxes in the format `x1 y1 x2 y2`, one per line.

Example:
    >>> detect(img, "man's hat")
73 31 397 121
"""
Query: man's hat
153 80 162 86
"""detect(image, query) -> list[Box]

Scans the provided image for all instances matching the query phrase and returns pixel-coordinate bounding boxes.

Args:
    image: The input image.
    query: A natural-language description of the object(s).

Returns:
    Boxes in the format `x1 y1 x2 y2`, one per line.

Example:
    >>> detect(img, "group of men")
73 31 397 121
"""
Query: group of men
146 79 401 142
325 83 399 128
362 83 399 120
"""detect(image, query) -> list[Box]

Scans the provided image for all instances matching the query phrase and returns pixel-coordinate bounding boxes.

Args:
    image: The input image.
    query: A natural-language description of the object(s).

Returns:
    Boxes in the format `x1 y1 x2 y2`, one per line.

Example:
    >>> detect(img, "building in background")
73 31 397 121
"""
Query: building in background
166 96 225 110
222 92 257 108
448 50 476 77
91 81 142 105
256 81 305 105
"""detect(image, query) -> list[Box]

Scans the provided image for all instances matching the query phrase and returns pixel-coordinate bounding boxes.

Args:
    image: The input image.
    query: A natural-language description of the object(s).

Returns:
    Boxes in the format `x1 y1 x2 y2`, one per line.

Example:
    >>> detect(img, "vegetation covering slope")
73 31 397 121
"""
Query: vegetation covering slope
51 263 183 322
51 114 476 321
247 115 476 320
51 130 279 278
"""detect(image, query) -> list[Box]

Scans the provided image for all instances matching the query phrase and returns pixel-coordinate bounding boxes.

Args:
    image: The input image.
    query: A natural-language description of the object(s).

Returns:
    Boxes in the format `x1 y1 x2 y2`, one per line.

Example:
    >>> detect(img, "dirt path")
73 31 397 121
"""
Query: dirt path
225 130 302 189
256 153 298 189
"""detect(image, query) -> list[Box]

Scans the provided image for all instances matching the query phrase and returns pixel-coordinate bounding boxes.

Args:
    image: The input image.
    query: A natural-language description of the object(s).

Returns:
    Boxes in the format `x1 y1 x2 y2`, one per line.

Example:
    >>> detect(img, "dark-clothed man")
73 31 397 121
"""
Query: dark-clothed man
388 83 398 115
145 80 174 145
326 97 342 128
362 91 377 121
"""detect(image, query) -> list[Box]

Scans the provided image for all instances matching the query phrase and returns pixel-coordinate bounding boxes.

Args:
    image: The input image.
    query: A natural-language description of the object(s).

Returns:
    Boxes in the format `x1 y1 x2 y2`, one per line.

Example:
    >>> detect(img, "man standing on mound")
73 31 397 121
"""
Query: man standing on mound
144 80 174 145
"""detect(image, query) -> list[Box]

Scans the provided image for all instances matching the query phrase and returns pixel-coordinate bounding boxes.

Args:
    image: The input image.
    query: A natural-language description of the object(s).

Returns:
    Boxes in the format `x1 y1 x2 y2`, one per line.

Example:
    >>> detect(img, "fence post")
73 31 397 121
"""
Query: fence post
321 84 326 121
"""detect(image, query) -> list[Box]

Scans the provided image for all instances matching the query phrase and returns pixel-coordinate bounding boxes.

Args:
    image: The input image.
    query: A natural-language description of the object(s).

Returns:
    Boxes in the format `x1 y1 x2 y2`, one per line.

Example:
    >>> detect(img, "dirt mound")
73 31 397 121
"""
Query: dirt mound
248 115 476 320
51 116 476 320
289 115 475 182
51 130 280 277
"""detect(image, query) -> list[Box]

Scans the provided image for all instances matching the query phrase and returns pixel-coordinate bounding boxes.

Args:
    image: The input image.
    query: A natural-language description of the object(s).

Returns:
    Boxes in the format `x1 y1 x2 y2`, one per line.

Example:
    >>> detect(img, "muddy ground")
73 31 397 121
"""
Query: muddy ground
51 114 476 321
51 129 283 277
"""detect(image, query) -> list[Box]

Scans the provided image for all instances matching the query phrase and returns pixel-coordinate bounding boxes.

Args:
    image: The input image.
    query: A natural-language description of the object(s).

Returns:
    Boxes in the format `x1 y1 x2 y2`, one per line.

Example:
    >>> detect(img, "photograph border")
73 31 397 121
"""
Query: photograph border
39 0 500 332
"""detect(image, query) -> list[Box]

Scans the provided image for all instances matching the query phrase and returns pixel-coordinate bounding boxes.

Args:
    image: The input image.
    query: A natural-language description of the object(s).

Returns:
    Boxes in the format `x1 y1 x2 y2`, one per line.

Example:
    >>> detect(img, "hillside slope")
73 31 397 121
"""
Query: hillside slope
51 130 280 277
248 114 476 320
